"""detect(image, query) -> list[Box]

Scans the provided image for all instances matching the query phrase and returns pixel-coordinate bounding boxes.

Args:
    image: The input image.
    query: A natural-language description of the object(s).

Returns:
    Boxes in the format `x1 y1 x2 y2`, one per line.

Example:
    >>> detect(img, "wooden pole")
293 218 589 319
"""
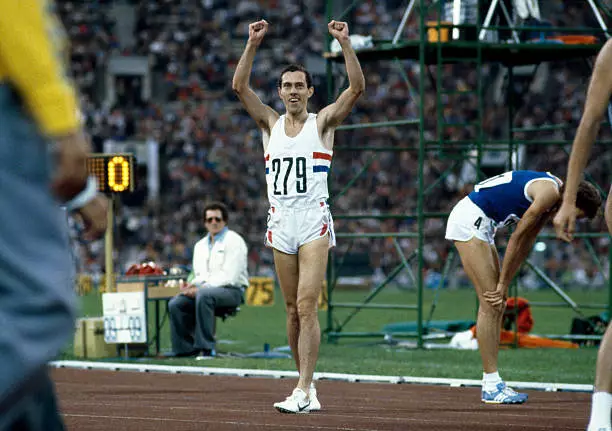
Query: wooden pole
105 195 114 292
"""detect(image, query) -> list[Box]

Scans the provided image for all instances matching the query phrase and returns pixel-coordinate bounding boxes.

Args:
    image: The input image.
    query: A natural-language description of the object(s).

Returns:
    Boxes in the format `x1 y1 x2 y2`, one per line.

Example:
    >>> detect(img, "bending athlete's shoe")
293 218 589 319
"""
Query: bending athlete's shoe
481 382 528 404
309 382 321 411
274 388 311 414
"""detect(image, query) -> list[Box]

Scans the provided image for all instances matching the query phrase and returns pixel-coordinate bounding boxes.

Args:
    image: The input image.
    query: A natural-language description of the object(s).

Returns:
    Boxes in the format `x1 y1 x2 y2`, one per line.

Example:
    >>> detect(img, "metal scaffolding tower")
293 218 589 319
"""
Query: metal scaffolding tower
323 0 611 348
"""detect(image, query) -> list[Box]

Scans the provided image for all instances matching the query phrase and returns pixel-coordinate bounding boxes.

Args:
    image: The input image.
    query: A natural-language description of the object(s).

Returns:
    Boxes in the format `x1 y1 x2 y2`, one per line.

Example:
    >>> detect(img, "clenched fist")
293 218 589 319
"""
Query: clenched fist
248 20 268 46
328 20 349 42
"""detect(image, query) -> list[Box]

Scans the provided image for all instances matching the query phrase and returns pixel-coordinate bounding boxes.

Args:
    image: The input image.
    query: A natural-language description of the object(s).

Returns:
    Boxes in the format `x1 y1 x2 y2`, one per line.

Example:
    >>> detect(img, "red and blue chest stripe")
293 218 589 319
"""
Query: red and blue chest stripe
312 152 332 173
264 152 332 174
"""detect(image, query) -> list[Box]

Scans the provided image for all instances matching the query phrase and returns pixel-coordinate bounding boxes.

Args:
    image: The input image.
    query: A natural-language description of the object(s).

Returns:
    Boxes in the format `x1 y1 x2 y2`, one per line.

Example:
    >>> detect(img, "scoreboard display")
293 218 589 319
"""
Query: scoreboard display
86 153 135 193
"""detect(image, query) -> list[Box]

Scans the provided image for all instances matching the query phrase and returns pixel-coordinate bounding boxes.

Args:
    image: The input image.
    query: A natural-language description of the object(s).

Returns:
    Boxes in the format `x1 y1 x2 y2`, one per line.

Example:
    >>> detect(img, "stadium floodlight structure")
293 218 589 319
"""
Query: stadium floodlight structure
323 0 612 348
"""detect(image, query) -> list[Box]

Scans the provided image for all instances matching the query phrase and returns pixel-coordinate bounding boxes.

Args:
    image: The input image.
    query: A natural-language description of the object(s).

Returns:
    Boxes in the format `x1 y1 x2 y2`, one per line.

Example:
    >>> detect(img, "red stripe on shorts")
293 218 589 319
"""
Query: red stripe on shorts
320 224 328 236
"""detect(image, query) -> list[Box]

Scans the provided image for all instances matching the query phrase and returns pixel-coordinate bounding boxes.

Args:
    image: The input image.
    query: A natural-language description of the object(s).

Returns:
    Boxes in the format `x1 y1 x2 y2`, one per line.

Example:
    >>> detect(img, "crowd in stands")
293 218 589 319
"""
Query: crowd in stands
60 0 611 291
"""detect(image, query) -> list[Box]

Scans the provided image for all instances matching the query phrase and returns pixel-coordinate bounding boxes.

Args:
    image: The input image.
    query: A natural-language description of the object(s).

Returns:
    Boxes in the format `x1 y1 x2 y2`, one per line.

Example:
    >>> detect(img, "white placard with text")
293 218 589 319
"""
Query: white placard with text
102 292 147 344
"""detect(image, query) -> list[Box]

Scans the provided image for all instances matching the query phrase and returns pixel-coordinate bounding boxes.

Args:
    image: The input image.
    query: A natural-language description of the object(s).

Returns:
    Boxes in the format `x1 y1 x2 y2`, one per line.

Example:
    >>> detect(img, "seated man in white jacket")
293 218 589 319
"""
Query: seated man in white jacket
168 202 249 358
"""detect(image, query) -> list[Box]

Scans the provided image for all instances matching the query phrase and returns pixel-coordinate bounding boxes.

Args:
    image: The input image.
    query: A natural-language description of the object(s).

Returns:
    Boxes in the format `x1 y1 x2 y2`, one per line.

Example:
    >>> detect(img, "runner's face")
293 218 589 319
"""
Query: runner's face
278 71 313 114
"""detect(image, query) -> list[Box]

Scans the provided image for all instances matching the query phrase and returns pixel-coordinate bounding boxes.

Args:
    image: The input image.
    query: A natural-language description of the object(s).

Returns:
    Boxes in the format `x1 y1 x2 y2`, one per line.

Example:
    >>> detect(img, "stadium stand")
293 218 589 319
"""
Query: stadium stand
60 0 610 291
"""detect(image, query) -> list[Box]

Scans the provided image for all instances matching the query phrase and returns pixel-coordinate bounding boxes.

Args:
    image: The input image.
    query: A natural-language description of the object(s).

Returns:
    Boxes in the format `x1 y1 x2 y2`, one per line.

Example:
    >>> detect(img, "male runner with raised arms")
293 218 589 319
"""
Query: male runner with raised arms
446 170 600 404
232 19 364 413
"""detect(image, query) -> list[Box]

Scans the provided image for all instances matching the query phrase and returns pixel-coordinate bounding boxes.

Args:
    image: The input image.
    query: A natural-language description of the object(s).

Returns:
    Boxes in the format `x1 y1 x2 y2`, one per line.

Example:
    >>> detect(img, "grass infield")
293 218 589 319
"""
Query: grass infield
64 287 606 384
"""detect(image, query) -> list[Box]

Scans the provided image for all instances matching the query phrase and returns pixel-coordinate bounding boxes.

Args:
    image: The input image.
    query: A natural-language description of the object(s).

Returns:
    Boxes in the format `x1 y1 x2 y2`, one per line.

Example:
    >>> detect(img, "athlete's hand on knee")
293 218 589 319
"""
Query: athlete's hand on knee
52 131 92 202
483 283 507 309
328 20 349 42
248 20 268 46
552 203 576 243
76 195 108 240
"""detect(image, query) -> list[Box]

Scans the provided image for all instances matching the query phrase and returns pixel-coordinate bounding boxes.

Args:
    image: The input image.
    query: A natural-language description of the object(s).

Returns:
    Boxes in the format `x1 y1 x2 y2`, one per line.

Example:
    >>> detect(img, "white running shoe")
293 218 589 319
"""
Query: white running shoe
309 382 321 411
274 388 311 414
481 382 528 404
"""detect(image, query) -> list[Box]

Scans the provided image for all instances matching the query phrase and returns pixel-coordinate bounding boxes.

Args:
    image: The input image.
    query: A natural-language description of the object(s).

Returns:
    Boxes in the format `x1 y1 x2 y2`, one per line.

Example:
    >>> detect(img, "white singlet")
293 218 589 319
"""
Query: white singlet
263 113 336 254
264 113 331 208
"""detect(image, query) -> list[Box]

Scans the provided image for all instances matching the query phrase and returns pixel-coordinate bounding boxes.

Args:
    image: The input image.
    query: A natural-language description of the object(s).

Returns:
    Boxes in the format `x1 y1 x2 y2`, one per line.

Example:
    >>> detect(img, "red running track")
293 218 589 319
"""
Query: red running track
53 368 591 431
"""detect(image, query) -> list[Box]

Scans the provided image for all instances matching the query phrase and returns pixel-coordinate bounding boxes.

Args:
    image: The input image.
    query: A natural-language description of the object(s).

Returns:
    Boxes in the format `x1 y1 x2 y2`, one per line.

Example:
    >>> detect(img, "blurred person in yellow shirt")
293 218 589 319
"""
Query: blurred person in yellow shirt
0 1 108 429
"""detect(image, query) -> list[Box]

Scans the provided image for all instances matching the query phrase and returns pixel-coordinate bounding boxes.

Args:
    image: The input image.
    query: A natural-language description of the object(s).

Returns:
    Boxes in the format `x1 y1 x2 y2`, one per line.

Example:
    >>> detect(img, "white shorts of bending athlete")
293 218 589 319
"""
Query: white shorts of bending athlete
445 196 497 245
265 202 336 254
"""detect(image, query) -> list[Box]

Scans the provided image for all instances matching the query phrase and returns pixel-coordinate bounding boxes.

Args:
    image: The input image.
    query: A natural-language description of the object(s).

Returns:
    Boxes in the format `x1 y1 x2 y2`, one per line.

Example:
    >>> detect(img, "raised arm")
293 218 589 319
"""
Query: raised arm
553 40 612 242
232 20 278 134
318 21 366 134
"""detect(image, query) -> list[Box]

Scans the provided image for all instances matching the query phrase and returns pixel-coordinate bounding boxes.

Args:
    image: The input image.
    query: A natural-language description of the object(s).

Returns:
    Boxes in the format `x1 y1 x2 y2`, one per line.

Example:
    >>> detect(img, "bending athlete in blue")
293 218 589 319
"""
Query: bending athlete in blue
445 170 601 404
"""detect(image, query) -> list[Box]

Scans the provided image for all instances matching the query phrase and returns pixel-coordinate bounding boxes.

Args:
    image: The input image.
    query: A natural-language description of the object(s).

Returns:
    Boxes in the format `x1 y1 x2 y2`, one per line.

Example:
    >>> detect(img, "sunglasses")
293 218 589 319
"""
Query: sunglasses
206 217 223 223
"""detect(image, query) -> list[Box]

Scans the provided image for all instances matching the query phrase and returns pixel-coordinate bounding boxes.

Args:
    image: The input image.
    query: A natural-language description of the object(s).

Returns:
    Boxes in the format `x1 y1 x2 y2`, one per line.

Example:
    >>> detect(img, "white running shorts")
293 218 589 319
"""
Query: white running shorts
264 202 336 254
445 196 497 244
